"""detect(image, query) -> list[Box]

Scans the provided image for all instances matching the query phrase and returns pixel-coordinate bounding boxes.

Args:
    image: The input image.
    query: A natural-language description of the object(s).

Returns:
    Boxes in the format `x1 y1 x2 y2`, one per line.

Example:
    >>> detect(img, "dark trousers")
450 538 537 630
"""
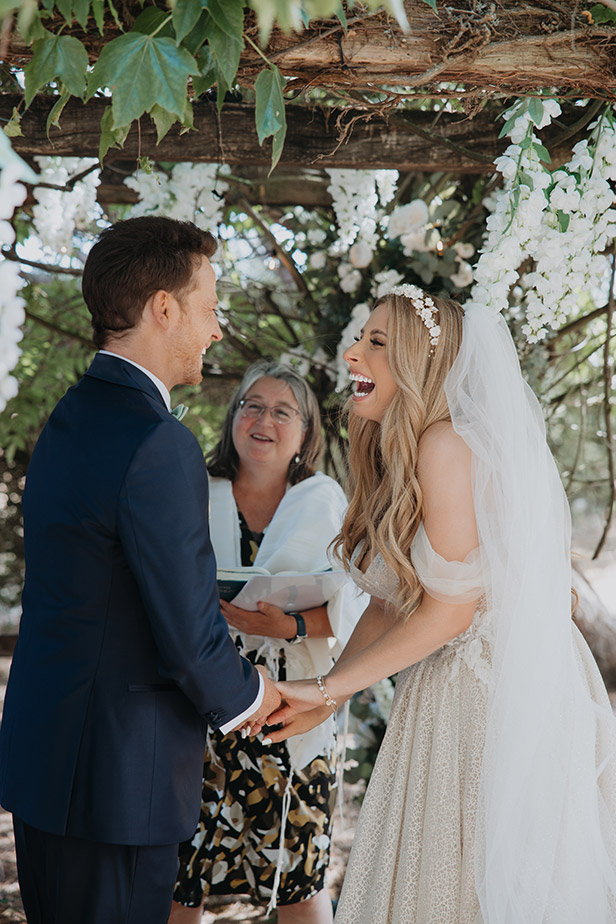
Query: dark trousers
13 816 179 924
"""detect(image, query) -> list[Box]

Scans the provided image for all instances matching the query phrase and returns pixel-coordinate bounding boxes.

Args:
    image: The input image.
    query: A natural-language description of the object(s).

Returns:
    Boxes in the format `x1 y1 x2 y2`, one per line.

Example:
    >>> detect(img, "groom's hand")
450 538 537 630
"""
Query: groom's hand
232 666 281 736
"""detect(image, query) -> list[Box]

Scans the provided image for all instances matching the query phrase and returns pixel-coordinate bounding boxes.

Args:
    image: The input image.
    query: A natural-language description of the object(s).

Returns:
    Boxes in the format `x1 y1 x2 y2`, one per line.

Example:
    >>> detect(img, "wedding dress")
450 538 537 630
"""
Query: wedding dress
335 523 616 923
335 307 616 923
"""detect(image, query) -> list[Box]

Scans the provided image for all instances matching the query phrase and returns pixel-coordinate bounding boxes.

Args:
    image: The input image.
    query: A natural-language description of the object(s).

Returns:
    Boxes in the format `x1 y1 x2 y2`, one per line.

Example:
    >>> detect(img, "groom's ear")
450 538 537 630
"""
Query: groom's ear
144 289 179 332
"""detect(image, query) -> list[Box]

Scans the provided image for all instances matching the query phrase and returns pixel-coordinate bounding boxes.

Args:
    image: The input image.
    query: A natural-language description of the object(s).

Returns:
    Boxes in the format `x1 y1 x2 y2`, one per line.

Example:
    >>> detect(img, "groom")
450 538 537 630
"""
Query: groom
0 216 280 924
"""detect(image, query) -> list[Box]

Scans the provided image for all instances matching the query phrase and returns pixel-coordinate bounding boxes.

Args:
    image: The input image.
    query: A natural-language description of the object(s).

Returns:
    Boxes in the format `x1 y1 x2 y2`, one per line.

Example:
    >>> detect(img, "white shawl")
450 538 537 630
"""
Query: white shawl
209 472 365 769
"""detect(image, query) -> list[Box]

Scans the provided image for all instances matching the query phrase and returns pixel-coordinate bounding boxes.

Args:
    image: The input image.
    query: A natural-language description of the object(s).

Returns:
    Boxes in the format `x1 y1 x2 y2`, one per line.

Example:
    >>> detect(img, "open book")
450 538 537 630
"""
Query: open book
217 567 347 611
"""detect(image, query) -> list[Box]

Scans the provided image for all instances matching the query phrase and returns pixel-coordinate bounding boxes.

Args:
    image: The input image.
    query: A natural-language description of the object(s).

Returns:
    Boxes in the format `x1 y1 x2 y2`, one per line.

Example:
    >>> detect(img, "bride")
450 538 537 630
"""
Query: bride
263 287 616 923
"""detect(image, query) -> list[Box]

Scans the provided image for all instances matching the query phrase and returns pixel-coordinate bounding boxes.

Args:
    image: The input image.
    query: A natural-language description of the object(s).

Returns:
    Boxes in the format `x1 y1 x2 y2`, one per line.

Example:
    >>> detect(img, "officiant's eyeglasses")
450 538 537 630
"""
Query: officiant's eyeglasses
238 399 302 425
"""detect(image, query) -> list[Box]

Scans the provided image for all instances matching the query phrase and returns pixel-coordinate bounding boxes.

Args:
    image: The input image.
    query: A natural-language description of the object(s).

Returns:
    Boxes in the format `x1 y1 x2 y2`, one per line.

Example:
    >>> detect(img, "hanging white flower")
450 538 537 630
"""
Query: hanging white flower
450 259 474 289
387 199 429 240
0 133 36 414
326 169 395 252
307 228 328 245
349 240 374 268
371 268 404 299
126 162 230 231
338 262 362 294
335 301 372 391
309 251 328 270
32 156 101 253
372 678 395 723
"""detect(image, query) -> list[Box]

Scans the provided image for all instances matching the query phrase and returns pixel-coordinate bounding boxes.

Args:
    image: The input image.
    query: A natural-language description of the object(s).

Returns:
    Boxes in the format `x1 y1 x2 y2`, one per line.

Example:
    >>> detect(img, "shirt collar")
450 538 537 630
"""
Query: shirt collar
98 351 171 412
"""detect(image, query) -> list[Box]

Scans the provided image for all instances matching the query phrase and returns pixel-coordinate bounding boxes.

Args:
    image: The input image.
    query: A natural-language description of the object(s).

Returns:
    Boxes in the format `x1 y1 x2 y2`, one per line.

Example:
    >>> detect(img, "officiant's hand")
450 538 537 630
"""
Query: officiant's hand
220 599 296 639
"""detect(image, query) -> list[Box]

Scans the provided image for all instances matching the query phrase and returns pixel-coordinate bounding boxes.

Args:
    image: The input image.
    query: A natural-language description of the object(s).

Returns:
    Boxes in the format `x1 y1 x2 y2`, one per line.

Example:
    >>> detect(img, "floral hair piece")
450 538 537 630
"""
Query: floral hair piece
389 284 441 352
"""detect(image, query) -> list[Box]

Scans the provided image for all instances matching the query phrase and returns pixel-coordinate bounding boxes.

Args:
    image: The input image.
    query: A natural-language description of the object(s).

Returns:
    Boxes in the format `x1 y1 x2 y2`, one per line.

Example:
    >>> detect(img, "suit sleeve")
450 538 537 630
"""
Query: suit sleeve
117 418 260 728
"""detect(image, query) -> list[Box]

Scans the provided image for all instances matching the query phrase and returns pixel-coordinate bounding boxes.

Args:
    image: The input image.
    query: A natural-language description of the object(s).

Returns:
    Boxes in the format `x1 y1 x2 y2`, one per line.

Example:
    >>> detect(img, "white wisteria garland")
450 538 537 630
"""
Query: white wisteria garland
0 131 36 415
126 162 230 230
467 98 616 342
2 99 616 411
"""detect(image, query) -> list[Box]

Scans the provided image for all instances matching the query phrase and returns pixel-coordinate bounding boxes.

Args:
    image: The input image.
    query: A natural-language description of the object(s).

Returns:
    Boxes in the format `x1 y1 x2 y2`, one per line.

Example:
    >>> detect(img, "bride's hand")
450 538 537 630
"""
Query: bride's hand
265 678 327 728
264 705 333 744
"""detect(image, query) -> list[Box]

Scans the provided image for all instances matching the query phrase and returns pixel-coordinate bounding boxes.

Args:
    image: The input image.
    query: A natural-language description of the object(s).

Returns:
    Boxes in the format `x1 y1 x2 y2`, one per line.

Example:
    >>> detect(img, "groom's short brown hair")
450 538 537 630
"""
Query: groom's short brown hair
82 216 217 349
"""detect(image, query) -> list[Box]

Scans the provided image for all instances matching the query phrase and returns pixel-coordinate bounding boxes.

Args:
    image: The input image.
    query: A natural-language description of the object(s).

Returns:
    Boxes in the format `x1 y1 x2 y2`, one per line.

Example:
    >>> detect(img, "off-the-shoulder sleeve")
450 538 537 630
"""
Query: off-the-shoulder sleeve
411 523 485 604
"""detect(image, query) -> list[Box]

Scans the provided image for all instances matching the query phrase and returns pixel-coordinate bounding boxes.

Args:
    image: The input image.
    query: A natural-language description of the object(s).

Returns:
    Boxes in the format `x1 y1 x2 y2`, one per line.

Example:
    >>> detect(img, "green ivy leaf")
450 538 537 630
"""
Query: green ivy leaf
181 99 194 133
589 4 616 22
132 7 174 37
203 5 244 91
98 105 130 162
106 0 121 29
270 122 286 174
192 44 217 99
150 103 177 144
55 0 73 25
172 0 204 45
92 0 104 32
206 0 244 39
4 107 23 138
15 0 43 39
24 32 89 106
334 0 347 30
87 32 199 128
255 64 286 173
46 87 70 136
73 0 90 29
255 64 285 143
557 210 570 233
182 10 210 55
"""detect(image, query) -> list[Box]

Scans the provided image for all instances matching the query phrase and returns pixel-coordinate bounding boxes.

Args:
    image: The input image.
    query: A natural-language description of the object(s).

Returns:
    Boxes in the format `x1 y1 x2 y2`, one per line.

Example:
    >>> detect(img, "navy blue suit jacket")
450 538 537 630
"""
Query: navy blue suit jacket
0 354 259 845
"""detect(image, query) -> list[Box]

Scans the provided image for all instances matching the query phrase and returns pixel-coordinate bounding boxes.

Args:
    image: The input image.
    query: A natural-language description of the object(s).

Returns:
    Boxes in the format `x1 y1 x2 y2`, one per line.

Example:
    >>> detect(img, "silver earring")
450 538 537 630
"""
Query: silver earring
294 454 300 464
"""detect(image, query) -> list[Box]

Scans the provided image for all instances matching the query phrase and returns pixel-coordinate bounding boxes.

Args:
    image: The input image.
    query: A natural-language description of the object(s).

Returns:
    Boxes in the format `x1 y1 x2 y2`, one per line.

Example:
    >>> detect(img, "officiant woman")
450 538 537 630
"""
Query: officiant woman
169 360 364 924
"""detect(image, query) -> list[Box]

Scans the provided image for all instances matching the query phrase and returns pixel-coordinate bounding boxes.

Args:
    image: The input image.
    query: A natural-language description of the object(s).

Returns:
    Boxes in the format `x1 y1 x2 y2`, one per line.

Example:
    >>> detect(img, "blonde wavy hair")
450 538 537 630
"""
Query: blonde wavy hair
334 291 465 620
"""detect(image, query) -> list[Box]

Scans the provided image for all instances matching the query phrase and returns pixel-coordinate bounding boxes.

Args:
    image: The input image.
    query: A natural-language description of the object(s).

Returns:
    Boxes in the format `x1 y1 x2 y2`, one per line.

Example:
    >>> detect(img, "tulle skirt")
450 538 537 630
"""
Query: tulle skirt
335 626 616 924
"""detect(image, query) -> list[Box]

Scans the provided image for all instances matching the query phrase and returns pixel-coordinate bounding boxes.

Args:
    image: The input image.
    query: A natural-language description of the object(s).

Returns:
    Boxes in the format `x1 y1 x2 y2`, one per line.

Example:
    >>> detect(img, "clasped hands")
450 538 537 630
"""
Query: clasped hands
223 599 338 742
231 668 334 743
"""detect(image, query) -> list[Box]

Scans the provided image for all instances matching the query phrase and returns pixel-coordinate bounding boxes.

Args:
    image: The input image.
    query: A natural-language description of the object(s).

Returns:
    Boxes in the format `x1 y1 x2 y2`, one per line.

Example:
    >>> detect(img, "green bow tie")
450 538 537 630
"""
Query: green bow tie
171 404 188 422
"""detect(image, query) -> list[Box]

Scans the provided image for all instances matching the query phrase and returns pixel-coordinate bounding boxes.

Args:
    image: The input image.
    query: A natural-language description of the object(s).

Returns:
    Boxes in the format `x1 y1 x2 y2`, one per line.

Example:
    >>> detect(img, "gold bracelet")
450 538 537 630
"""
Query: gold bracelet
316 674 337 711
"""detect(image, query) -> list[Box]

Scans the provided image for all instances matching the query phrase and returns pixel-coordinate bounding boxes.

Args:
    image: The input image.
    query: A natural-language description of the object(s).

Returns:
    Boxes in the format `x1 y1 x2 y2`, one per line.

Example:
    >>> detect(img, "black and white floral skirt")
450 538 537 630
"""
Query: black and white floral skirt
174 650 337 908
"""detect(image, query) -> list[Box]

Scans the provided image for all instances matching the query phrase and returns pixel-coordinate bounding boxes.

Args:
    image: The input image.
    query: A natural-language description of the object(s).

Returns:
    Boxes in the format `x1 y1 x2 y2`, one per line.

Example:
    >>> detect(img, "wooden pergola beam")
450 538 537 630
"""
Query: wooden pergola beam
2 94 594 174
258 7 616 96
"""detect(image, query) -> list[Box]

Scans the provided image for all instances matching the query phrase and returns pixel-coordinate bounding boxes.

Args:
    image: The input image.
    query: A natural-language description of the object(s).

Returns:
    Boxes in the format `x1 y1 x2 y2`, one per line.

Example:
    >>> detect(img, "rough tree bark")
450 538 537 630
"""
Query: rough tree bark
0 95 600 172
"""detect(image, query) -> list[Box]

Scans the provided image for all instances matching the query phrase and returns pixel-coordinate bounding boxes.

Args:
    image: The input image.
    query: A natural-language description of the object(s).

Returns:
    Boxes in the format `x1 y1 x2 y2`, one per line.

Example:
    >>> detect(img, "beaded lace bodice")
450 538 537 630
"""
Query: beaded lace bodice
350 522 491 685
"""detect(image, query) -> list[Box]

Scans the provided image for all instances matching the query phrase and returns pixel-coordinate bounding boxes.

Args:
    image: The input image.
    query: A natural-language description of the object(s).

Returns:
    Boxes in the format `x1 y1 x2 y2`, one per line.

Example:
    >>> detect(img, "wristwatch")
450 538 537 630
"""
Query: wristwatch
285 611 307 645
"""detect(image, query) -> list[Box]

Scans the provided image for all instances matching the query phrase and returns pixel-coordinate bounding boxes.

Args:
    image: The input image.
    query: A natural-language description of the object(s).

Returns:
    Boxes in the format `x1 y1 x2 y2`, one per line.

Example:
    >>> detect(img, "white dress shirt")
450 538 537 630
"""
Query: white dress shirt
97 351 264 731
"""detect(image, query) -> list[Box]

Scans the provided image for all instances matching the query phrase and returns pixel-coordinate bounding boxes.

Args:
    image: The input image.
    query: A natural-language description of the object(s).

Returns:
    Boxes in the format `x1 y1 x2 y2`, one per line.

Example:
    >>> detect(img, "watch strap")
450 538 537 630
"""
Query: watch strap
286 611 306 644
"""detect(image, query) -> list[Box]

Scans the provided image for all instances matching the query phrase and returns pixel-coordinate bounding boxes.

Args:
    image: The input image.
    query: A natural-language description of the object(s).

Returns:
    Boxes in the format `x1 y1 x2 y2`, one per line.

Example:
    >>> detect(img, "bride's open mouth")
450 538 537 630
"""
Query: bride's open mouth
350 373 375 398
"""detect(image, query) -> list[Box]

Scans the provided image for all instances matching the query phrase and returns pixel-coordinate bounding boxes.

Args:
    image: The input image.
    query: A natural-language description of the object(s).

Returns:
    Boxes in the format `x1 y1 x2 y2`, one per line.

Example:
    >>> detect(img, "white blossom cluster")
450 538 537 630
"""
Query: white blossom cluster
466 100 561 327
126 162 230 231
0 135 35 414
326 169 398 292
521 110 616 341
32 157 101 253
371 677 395 723
468 99 616 343
386 198 430 255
